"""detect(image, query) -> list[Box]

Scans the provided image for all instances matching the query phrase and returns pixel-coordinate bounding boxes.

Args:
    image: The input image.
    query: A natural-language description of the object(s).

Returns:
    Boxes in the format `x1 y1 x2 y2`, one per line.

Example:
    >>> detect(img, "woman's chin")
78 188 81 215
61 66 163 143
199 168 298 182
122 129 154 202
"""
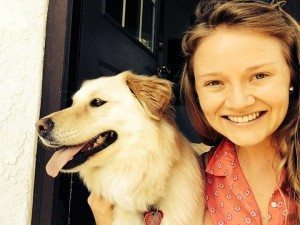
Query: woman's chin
226 134 272 148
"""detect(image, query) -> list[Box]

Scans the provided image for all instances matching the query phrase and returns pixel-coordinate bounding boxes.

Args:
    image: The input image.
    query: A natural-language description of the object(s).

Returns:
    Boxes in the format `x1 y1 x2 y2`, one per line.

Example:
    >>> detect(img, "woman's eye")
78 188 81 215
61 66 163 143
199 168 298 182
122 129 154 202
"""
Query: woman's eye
205 80 222 86
253 73 268 80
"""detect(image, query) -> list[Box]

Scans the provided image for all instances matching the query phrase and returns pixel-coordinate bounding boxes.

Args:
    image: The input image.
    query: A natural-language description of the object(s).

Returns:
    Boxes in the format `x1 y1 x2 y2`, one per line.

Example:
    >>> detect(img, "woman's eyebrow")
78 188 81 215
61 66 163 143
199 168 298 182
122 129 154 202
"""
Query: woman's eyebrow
197 62 277 77
245 62 276 71
197 72 223 78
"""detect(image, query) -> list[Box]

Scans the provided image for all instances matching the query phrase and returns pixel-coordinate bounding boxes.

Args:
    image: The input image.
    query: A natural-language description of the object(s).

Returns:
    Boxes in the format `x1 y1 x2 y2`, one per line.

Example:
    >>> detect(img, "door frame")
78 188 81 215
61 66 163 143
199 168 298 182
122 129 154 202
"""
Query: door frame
31 1 73 224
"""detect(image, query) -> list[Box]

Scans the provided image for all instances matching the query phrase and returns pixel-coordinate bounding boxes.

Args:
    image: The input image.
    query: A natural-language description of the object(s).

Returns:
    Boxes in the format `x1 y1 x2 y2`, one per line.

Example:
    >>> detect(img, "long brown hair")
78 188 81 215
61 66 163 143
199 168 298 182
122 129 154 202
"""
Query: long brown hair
181 0 300 222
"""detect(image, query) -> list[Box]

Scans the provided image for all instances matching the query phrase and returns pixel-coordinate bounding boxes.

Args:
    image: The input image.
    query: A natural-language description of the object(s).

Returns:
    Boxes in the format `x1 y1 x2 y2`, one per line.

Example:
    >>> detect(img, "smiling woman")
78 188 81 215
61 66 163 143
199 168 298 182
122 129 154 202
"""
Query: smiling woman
180 0 300 224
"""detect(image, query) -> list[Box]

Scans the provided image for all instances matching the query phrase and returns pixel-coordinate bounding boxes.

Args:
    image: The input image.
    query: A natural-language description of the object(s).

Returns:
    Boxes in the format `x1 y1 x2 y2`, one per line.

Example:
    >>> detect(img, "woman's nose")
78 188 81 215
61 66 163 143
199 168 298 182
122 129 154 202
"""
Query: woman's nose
224 87 255 109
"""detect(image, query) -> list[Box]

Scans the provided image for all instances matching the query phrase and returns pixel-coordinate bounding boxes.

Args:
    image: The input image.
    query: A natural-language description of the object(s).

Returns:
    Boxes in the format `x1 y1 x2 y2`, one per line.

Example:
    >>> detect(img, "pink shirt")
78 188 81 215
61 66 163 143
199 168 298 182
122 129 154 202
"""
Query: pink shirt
205 139 297 225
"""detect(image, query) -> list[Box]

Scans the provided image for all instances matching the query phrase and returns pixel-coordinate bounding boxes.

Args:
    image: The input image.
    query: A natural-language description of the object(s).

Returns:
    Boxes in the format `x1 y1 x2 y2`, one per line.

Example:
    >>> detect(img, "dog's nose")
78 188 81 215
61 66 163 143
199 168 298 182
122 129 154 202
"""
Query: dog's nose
35 118 54 137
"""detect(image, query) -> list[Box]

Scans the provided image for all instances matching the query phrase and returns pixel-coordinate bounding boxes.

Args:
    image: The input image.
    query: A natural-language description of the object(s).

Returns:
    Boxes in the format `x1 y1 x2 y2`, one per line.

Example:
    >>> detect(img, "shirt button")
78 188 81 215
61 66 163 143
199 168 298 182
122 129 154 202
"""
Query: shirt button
271 201 277 208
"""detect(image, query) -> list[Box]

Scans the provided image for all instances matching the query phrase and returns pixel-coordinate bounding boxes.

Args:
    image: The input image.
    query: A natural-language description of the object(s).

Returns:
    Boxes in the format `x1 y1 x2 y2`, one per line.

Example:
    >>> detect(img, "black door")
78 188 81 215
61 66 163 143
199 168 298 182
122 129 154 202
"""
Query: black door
75 0 161 84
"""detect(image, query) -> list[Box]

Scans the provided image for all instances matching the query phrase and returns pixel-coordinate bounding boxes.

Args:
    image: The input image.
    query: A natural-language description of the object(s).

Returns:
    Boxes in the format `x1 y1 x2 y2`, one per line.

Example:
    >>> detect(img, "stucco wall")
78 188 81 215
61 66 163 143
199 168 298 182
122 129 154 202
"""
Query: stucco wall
0 1 49 224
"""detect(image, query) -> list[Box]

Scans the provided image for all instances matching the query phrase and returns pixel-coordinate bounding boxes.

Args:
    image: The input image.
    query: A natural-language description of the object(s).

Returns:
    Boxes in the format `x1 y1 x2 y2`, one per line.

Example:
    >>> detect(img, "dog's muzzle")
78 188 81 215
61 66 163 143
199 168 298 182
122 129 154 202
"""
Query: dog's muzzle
35 117 118 177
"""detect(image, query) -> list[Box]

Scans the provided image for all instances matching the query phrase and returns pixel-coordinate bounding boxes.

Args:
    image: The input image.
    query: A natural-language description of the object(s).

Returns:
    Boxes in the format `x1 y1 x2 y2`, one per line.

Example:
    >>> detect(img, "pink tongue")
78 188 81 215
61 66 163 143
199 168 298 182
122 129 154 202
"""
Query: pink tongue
46 145 84 178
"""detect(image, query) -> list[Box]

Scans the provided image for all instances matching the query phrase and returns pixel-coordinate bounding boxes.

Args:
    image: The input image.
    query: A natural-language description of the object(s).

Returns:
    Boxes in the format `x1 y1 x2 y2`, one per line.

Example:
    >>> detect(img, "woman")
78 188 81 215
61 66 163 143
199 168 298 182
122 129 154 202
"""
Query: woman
181 1 300 224
88 1 300 224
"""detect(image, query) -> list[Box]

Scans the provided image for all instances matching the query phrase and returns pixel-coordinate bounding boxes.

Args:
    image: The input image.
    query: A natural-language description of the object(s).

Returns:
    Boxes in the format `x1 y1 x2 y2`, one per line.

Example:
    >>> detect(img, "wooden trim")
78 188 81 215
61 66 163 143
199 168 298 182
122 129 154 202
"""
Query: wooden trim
31 1 73 224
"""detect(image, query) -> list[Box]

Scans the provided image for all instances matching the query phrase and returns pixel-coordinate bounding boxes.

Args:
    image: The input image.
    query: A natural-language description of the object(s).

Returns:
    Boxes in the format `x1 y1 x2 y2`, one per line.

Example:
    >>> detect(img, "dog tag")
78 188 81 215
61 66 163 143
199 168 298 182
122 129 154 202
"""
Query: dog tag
144 210 163 225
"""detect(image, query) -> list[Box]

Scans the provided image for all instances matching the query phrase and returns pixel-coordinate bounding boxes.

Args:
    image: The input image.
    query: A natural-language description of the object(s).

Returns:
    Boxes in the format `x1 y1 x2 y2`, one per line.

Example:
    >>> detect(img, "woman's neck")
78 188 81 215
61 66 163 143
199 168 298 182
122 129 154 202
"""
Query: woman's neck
235 136 281 172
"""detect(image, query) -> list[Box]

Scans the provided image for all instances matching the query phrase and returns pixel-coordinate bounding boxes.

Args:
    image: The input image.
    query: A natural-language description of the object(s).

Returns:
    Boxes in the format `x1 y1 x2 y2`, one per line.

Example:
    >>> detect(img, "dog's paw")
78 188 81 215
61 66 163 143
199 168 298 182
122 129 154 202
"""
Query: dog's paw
88 193 114 214
88 193 114 225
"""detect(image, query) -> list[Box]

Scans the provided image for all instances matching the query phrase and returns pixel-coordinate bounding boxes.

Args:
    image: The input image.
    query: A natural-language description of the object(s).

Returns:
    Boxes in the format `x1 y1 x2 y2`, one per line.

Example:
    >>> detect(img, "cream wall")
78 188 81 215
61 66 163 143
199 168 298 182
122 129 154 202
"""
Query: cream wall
0 1 49 225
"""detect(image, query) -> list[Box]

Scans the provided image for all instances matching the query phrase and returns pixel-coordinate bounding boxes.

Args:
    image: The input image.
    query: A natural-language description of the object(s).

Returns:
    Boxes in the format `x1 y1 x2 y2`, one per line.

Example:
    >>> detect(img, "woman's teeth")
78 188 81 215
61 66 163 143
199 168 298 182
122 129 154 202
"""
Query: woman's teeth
227 112 262 123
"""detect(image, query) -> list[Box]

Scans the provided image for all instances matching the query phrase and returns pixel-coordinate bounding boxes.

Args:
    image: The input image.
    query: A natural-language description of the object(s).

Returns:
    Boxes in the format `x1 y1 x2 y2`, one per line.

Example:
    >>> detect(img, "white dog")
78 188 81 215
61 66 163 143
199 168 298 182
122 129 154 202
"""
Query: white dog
36 71 204 225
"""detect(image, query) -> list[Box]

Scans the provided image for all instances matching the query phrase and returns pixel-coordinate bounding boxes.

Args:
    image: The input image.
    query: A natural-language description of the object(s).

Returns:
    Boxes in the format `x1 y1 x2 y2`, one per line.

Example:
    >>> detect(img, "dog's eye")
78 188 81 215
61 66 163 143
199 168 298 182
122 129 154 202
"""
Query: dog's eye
90 98 106 107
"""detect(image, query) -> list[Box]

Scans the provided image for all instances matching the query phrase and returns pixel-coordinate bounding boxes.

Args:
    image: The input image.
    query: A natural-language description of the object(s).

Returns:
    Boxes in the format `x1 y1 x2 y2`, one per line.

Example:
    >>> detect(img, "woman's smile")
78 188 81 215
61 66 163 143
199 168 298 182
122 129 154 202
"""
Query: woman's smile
222 111 267 124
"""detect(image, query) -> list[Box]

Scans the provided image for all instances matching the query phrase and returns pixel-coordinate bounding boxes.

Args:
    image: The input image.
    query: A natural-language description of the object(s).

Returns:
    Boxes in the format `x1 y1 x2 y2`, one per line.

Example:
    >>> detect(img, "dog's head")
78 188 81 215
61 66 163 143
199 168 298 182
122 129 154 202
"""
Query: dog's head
36 71 173 177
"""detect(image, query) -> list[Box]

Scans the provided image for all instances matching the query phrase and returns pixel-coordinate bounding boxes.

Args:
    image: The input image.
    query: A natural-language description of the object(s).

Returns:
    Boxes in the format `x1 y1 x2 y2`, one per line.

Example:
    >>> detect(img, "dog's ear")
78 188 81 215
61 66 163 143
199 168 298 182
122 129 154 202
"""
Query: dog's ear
125 72 173 120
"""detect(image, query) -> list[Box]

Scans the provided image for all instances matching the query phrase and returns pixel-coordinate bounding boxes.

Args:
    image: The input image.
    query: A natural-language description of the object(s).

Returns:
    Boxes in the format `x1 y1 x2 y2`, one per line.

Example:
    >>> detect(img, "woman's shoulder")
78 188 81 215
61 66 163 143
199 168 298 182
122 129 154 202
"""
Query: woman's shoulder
196 139 233 169
196 144 218 170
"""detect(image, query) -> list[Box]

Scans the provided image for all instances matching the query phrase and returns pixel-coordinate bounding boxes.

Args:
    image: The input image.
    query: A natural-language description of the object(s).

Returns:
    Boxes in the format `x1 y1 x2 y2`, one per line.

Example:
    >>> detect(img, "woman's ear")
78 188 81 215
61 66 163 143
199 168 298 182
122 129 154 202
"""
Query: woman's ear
125 71 174 120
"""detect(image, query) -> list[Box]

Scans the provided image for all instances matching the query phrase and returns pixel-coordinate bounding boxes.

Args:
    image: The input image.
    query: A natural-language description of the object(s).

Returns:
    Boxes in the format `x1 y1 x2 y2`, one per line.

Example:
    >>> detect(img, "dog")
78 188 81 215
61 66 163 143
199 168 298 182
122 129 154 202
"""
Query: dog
36 71 205 225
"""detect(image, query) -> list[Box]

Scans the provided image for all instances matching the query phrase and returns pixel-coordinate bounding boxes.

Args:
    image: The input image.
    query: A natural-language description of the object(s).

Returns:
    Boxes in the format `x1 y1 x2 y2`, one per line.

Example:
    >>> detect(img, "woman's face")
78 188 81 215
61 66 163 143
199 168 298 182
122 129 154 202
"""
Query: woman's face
193 28 291 147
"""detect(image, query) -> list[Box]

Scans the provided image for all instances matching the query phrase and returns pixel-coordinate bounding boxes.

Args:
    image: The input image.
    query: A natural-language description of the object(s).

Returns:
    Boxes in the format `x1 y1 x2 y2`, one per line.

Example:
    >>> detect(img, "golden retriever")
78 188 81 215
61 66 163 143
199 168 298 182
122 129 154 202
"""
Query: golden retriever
36 71 204 225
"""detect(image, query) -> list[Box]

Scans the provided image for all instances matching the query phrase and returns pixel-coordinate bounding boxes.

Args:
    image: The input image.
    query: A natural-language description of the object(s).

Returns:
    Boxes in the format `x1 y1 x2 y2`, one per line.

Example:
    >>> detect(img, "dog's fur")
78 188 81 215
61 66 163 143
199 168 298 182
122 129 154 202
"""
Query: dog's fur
36 71 204 225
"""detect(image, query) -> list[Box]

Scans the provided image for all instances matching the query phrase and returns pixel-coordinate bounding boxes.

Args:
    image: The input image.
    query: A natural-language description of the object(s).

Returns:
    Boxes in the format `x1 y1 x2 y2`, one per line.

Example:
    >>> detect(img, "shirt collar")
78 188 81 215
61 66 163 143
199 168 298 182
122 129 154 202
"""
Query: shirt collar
205 139 290 191
205 139 237 177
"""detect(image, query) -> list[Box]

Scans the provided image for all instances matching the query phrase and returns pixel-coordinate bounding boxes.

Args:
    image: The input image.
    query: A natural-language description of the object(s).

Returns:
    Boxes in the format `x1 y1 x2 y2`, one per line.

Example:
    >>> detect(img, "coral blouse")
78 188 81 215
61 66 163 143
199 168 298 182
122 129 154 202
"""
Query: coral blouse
204 139 297 225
